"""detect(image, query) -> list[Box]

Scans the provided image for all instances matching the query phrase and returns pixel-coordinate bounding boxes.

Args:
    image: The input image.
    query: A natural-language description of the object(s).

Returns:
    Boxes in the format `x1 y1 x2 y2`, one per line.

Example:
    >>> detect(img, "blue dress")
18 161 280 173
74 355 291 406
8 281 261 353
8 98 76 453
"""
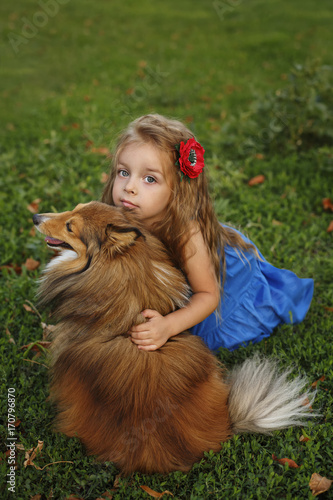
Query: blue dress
190 228 314 351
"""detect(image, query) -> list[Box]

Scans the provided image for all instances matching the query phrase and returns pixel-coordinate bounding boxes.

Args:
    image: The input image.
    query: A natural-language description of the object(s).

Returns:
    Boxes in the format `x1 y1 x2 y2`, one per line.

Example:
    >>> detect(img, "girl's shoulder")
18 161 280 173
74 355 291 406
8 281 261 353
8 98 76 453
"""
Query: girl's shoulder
183 221 205 259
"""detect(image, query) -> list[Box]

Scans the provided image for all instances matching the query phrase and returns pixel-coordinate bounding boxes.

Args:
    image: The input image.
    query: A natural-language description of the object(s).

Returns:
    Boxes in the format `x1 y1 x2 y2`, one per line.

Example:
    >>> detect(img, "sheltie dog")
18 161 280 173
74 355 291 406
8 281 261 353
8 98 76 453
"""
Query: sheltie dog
33 201 314 475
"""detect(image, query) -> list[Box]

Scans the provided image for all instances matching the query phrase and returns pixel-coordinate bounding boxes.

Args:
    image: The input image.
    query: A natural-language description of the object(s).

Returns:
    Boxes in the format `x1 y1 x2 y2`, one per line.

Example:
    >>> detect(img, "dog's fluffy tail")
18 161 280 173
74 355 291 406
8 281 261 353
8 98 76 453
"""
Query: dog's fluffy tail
228 355 316 435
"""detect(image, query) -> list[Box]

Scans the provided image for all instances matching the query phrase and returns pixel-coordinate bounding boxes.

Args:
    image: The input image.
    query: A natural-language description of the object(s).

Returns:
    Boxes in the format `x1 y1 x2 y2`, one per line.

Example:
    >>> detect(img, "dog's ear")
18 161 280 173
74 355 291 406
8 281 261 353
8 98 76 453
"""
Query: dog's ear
105 224 145 253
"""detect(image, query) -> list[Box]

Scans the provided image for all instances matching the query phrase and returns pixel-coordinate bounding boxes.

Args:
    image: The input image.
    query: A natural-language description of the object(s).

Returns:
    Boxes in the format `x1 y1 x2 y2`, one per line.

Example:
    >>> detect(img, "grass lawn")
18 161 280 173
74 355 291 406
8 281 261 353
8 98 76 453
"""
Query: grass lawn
0 0 332 498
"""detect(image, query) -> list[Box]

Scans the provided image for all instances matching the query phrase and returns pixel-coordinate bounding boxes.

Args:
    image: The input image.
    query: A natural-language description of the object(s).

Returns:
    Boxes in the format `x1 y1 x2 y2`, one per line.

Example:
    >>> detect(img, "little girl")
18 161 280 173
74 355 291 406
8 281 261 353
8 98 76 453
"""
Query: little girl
101 114 314 352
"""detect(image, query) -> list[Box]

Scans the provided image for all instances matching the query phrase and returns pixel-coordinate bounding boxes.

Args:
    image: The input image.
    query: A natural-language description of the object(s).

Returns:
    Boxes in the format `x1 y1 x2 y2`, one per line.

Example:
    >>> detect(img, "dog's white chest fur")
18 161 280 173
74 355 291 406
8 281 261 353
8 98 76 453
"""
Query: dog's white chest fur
45 250 78 271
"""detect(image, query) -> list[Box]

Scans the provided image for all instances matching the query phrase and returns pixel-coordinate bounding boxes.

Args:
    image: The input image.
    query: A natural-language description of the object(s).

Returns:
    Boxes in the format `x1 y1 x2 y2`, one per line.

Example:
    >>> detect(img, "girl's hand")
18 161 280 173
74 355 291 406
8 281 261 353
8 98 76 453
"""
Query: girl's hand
129 309 172 351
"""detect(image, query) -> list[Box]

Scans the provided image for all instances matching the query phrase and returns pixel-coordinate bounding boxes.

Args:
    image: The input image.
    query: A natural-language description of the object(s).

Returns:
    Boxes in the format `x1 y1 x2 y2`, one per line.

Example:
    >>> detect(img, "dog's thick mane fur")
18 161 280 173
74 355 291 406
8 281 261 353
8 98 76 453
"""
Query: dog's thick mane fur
36 201 315 475
38 204 189 340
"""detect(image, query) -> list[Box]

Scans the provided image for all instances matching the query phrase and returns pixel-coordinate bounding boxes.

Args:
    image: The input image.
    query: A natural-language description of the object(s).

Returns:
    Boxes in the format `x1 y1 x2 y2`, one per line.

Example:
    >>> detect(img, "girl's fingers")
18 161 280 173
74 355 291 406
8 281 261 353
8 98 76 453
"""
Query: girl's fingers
130 337 153 346
130 325 146 334
130 330 149 339
138 344 158 352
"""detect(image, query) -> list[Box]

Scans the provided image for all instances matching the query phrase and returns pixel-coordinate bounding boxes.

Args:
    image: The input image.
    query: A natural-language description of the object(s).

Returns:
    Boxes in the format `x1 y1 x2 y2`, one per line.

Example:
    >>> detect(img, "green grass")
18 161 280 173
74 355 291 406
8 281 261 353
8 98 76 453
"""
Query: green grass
1 0 333 498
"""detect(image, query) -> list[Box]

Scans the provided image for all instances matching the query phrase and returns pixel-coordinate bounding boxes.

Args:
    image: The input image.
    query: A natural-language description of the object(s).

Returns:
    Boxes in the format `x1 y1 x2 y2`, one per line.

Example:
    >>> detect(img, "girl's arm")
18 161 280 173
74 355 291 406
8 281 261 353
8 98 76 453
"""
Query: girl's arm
129 227 220 351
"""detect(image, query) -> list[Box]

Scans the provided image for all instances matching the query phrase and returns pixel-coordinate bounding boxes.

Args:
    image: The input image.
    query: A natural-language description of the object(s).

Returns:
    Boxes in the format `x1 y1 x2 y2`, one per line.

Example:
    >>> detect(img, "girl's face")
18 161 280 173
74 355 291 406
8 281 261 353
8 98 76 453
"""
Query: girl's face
112 142 172 228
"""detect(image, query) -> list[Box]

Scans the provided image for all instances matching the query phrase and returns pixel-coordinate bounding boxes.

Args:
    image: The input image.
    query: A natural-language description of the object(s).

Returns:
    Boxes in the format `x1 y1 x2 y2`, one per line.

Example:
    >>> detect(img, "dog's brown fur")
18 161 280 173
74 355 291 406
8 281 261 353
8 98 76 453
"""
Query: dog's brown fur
34 202 314 475
35 202 231 474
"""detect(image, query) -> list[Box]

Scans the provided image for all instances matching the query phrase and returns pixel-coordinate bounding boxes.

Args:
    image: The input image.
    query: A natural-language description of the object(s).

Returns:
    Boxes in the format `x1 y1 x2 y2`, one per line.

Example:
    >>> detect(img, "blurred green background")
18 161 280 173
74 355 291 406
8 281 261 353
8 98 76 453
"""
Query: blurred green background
1 0 332 142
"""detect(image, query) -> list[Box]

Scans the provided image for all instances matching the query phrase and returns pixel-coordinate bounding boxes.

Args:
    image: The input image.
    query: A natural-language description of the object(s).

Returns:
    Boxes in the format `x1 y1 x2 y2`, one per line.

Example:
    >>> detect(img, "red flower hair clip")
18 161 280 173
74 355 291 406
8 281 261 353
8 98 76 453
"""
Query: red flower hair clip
175 138 205 179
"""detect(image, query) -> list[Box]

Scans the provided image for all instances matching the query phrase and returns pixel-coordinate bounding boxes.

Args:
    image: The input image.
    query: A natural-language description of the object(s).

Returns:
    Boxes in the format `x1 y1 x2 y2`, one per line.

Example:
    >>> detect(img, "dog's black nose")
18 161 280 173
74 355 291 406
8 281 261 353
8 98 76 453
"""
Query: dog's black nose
33 214 41 225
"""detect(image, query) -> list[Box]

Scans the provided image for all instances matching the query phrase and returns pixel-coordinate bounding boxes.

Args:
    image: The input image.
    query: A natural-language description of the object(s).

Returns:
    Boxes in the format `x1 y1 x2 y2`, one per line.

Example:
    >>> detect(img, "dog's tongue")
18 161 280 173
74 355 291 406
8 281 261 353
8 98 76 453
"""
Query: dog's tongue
45 236 64 245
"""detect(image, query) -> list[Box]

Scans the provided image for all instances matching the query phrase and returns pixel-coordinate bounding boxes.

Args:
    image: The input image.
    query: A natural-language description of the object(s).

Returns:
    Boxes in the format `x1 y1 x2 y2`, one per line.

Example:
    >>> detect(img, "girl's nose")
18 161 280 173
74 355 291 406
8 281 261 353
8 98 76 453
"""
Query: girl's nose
124 179 137 194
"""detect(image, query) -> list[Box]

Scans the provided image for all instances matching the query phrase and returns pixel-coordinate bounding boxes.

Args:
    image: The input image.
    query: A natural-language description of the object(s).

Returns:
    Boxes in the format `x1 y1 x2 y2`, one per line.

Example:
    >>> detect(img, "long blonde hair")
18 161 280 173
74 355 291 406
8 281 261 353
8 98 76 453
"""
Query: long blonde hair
101 114 256 287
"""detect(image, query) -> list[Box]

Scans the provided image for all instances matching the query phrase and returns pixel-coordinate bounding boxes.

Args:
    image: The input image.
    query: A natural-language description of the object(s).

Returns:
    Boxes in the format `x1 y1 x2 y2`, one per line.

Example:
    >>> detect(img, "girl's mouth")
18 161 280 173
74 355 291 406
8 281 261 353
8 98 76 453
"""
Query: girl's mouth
121 199 138 209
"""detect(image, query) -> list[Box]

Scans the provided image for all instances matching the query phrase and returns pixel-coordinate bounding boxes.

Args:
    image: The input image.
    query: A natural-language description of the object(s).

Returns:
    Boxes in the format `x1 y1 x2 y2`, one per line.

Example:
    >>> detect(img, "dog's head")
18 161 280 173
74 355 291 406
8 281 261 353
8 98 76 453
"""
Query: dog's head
33 201 145 260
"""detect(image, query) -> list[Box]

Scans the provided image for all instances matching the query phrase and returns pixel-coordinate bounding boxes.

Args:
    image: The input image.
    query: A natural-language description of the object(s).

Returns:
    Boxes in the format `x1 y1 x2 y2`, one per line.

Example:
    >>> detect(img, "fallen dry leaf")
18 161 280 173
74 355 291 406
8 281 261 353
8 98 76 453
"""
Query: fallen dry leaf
272 219 283 226
309 473 332 496
24 440 73 471
23 303 34 313
327 221 333 233
302 396 312 409
6 328 15 344
3 450 13 461
27 199 42 214
272 454 299 468
128 63 142 77
24 440 44 468
101 172 109 183
140 486 174 498
248 174 265 186
80 188 93 195
99 491 113 499
41 322 56 339
20 341 52 352
255 153 265 160
24 300 42 318
113 474 121 489
225 84 237 94
299 435 310 443
324 306 333 312
23 258 40 271
90 147 111 156
0 264 22 275
311 375 326 388
322 198 333 211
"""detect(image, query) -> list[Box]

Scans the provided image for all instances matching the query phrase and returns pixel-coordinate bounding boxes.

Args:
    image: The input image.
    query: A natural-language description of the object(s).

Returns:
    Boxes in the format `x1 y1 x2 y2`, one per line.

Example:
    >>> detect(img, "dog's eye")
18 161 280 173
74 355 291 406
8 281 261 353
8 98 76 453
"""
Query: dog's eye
66 222 73 233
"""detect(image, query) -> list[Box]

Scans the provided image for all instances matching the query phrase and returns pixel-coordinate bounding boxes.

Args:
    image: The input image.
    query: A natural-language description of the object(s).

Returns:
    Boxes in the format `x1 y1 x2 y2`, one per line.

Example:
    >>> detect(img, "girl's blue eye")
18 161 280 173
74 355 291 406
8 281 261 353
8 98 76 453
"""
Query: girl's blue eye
145 176 156 184
119 169 129 177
